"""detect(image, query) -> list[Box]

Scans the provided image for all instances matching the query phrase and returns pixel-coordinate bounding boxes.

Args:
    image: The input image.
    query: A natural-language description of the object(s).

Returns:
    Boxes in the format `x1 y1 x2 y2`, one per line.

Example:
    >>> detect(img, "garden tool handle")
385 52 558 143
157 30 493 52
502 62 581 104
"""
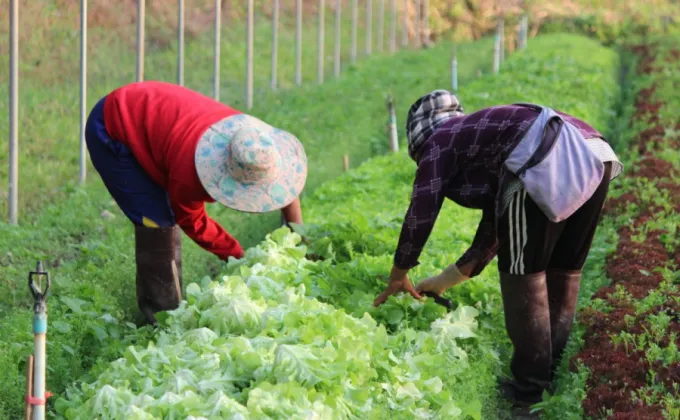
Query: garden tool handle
421 291 453 311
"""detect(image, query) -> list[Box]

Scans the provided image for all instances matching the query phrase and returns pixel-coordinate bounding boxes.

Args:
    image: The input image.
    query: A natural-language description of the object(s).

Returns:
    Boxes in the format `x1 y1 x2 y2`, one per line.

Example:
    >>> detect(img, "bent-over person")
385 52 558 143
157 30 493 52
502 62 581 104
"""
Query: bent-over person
86 81 308 325
374 90 623 415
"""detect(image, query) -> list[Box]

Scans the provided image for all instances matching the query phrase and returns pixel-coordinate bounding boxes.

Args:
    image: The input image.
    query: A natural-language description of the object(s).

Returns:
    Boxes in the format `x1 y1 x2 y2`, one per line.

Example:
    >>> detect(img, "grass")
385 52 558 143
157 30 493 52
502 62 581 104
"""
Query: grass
0 33 493 418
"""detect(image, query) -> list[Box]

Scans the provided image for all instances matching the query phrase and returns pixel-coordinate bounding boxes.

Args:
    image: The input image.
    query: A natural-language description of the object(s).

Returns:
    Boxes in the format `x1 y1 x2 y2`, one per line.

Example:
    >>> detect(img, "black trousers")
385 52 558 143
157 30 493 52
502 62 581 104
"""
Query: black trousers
497 162 613 274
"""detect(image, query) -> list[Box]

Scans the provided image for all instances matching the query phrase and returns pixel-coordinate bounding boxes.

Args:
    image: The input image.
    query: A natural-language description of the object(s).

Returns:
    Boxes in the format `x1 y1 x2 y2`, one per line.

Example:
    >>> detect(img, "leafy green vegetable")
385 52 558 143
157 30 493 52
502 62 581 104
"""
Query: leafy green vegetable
56 229 491 419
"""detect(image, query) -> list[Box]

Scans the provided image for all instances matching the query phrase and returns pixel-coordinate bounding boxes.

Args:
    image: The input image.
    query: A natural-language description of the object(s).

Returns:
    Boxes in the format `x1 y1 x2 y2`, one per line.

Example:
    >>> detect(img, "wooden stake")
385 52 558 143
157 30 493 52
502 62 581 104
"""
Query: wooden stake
343 154 349 171
25 355 34 420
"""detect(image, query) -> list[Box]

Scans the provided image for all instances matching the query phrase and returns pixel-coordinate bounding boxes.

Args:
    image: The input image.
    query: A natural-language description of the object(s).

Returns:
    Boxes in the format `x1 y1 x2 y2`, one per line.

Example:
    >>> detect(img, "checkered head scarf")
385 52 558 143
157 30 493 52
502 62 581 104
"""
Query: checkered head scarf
406 90 464 162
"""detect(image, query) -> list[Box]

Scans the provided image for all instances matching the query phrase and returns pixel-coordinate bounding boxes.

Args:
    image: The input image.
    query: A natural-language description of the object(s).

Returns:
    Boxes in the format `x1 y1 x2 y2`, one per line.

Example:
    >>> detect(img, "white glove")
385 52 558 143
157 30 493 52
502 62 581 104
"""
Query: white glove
415 264 469 296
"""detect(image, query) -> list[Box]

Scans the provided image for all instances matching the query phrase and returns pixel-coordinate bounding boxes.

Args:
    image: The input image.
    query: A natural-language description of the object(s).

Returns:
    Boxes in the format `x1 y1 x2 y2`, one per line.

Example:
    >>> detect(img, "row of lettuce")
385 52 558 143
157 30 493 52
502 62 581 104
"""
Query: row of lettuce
53 33 623 419
542 36 680 419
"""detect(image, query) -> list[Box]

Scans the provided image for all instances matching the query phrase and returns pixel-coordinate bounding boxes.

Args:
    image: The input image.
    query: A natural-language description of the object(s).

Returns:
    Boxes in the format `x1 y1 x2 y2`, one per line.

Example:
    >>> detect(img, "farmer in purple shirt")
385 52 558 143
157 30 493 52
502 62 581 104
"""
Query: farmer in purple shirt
374 90 622 414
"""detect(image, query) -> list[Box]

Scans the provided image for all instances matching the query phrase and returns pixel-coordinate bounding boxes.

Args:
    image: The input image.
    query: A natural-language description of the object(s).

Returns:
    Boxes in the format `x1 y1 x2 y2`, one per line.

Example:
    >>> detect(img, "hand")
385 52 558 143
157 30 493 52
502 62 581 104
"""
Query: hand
415 276 450 296
415 264 469 296
374 266 422 307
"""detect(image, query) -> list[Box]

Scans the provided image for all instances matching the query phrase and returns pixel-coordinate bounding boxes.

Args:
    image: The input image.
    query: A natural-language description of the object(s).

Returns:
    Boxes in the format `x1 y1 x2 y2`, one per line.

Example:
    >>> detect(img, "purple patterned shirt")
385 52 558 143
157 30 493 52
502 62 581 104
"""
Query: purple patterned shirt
394 105 604 276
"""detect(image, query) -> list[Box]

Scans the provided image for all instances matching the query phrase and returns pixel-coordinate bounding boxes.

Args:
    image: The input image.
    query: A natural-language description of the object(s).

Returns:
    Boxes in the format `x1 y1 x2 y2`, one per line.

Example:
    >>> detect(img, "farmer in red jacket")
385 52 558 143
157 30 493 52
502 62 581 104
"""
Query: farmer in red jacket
374 90 623 415
85 81 308 325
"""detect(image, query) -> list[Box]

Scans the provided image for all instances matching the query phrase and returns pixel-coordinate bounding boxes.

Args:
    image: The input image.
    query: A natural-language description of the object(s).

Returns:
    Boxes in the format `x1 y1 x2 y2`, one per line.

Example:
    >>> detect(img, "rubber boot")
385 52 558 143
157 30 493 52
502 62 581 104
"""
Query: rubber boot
135 225 183 326
498 271 552 410
546 269 581 378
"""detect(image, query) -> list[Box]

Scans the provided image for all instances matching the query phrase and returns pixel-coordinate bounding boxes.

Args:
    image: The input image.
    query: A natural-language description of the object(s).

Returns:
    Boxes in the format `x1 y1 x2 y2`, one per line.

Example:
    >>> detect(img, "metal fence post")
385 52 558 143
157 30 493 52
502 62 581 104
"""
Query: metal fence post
350 0 358 63
517 15 522 50
499 17 505 64
136 0 145 82
389 0 396 53
178 0 185 86
246 0 254 109
365 0 372 55
271 0 279 90
214 0 221 100
451 44 458 92
9 0 19 224
493 19 500 74
295 0 303 85
387 95 398 152
334 0 341 77
79 0 88 185
317 0 325 84
377 0 385 52
402 0 408 47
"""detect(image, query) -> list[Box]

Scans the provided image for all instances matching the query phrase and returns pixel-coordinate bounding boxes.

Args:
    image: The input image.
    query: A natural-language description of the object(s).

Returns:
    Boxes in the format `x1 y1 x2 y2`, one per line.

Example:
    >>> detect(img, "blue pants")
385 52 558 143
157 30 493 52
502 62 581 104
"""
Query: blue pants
85 96 176 228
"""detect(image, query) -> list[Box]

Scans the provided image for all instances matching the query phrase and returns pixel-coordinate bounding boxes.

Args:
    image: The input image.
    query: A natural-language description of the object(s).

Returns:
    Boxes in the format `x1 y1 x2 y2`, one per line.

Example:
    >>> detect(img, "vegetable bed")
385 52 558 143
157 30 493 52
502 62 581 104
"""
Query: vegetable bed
51 34 624 419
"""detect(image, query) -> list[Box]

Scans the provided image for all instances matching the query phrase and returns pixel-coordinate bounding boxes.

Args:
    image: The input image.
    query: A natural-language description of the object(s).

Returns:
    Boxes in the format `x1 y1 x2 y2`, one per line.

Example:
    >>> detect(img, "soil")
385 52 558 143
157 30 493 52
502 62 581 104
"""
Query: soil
569 44 680 418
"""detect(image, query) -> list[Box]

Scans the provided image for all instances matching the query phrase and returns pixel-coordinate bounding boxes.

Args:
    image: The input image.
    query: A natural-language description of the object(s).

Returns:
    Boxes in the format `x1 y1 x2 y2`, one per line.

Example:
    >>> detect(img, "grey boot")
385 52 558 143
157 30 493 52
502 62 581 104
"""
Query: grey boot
546 269 581 377
498 271 552 406
135 225 183 325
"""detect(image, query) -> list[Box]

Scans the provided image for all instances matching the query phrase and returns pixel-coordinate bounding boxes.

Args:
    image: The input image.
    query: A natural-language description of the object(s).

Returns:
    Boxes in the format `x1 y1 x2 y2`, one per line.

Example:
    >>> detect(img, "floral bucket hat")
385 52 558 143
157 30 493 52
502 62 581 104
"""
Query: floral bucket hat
195 113 308 213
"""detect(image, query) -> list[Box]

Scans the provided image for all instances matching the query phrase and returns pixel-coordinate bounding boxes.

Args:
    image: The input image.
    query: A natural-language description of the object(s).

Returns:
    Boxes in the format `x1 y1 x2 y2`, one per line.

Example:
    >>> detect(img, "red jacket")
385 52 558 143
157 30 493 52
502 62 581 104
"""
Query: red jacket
103 81 244 260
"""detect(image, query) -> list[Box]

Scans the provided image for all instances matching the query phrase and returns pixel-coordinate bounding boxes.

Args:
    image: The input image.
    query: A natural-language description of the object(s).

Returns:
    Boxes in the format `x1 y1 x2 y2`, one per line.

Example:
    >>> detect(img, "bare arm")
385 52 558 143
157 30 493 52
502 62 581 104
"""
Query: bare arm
281 197 303 226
